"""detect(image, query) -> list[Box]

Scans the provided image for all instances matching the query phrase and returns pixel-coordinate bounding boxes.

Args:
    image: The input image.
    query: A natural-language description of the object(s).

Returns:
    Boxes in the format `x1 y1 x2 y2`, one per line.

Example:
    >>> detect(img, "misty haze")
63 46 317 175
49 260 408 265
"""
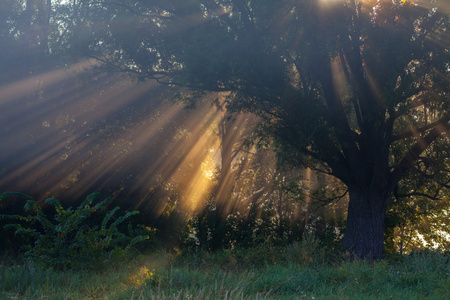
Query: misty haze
0 0 448 298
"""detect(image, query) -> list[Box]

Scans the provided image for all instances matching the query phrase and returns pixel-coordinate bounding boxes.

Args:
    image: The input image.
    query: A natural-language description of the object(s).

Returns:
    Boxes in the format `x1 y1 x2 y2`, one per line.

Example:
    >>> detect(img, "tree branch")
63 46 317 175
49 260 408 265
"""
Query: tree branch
390 119 450 189
391 113 450 141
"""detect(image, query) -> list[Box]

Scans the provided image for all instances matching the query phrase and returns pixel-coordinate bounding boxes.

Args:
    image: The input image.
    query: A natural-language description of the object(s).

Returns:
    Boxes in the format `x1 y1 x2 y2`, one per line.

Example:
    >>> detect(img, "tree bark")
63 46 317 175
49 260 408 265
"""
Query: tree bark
343 187 388 260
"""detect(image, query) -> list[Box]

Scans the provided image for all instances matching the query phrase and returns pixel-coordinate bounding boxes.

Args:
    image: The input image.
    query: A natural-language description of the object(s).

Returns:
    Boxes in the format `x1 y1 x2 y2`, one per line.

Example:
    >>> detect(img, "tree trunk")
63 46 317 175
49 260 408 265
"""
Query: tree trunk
210 113 236 250
343 187 388 260
215 112 236 215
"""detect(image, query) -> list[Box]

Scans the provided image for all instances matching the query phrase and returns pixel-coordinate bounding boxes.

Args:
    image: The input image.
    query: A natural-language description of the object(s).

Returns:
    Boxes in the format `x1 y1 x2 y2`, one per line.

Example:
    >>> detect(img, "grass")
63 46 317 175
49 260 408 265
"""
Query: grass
1 249 448 299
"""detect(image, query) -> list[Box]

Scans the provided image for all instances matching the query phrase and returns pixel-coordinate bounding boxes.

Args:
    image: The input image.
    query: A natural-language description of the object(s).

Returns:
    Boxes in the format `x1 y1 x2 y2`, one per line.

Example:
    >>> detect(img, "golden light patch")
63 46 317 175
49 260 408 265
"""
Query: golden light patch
127 267 160 287
201 147 220 180
171 111 222 213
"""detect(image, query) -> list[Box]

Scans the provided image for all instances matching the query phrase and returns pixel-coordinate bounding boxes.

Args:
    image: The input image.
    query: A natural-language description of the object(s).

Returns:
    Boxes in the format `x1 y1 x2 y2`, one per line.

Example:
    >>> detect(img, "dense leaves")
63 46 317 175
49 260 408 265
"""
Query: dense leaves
0 192 150 270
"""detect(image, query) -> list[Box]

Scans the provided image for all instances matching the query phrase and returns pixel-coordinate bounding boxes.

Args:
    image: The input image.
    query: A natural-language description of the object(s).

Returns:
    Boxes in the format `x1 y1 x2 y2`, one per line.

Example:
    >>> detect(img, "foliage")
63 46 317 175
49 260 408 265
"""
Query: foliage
182 199 286 251
0 192 150 270
182 232 330 270
0 193 34 257
182 182 346 254
385 184 450 254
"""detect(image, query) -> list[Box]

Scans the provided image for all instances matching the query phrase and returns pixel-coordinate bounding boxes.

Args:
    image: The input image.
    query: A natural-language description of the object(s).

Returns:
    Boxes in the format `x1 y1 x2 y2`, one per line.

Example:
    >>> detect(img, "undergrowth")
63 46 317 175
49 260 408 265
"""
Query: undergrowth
0 192 151 270
0 193 448 299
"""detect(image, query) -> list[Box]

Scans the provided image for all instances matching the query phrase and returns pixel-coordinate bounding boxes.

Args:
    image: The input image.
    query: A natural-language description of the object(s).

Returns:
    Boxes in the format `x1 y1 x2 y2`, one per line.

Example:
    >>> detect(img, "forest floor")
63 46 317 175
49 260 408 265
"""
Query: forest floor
1 248 449 299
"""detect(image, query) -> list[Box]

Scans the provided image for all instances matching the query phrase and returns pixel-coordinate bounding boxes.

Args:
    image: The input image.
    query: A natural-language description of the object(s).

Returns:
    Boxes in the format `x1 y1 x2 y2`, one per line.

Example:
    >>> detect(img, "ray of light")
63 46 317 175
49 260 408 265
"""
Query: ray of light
0 59 94 105
211 114 255 215
142 103 222 215
0 60 236 223
1 65 165 198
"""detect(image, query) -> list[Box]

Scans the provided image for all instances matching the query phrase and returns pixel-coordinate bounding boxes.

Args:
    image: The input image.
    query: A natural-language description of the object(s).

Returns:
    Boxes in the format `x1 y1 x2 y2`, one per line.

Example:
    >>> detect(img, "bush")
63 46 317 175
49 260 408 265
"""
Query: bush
0 192 150 270
0 192 33 257
284 232 327 266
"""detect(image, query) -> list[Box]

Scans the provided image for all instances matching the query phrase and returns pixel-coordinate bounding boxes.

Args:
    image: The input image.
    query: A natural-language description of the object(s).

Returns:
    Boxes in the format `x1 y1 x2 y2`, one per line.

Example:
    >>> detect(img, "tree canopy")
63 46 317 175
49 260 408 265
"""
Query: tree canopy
1 0 449 259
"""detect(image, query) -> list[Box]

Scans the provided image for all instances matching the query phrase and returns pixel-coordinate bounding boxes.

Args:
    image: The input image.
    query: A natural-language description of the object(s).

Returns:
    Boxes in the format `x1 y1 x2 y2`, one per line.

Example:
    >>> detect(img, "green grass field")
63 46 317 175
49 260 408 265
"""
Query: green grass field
1 249 448 299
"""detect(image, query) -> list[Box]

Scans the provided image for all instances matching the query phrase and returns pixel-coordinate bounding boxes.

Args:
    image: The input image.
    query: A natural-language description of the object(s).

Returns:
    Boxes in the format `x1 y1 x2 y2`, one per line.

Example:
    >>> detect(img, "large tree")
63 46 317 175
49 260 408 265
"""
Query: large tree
67 0 449 259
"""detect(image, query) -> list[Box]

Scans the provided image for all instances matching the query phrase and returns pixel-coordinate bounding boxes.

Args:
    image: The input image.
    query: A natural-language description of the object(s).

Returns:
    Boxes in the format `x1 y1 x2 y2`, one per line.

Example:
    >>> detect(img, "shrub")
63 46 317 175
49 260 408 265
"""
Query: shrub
284 232 327 266
0 192 150 270
0 192 33 257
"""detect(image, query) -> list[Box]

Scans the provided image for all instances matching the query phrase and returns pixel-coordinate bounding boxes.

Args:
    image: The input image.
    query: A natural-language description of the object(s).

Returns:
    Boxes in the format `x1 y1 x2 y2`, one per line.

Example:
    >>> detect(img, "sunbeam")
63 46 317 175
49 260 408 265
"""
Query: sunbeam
0 61 241 223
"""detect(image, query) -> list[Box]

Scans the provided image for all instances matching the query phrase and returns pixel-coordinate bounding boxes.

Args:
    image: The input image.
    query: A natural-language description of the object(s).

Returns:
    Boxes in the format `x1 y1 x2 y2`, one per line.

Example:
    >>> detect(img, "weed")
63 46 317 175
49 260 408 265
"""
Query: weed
0 192 150 270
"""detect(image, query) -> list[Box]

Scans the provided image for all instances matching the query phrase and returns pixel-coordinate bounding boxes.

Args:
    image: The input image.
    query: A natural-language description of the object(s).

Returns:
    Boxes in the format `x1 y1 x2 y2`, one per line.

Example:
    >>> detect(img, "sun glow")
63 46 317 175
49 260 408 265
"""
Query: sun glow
201 148 220 180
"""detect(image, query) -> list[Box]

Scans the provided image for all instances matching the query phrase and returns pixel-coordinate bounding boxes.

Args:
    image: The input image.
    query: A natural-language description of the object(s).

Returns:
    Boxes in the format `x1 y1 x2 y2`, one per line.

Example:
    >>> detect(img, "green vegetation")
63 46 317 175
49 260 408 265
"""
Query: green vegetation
0 0 448 297
0 192 150 270
1 192 447 299
1 248 448 299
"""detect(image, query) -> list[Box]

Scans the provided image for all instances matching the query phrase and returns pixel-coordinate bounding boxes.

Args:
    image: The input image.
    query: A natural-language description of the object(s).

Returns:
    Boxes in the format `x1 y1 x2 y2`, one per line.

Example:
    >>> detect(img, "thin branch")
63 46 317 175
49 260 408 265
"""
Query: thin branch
390 119 450 189
412 167 450 189
391 113 450 141
311 189 349 211
394 191 442 201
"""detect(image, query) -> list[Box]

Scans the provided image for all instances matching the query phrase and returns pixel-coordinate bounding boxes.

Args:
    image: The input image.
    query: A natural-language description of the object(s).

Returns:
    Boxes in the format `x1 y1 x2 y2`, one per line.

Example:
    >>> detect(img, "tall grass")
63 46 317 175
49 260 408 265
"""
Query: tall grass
0 260 130 299
1 249 448 299
111 249 449 300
